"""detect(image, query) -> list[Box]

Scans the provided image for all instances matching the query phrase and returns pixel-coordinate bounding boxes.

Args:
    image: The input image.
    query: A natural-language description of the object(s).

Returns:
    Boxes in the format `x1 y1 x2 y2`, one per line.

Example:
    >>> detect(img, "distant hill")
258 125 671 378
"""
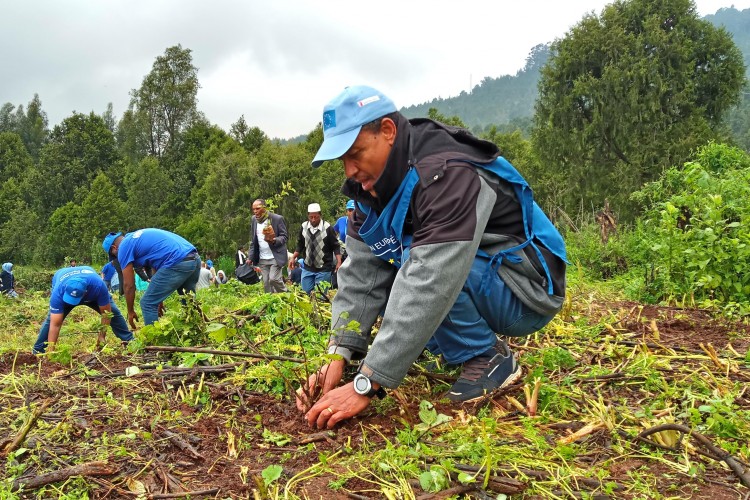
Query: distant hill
705 7 750 76
400 8 750 132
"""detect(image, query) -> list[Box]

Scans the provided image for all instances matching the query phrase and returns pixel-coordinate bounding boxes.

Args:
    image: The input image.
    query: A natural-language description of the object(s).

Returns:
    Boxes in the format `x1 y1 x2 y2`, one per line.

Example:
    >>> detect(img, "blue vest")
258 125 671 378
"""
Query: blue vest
357 157 567 295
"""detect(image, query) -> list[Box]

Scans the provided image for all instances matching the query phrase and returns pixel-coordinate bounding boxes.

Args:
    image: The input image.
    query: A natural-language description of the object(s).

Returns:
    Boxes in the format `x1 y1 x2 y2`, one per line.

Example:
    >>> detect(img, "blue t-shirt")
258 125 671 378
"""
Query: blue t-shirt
100 262 116 281
334 216 348 243
116 228 196 271
50 266 110 314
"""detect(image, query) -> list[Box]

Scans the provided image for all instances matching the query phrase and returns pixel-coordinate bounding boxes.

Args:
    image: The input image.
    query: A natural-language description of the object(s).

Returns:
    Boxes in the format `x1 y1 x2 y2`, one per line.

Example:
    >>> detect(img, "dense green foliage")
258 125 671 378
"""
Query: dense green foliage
563 143 750 314
533 0 745 221
0 46 348 267
631 143 750 312
1 3 749 315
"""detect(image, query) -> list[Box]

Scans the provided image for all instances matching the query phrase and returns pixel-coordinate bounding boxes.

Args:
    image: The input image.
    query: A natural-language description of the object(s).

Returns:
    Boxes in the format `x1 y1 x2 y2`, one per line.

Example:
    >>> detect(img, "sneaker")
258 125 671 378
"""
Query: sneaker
446 339 522 402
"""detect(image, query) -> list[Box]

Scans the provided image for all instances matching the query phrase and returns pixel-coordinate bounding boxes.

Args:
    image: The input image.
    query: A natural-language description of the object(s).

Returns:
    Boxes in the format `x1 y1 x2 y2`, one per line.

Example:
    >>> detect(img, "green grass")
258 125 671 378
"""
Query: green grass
1 276 749 498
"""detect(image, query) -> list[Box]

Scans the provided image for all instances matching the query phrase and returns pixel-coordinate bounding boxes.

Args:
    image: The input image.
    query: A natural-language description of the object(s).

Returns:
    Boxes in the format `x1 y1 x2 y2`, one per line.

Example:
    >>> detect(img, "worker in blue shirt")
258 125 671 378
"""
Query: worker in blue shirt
33 266 133 354
103 228 201 329
100 261 117 291
333 199 355 244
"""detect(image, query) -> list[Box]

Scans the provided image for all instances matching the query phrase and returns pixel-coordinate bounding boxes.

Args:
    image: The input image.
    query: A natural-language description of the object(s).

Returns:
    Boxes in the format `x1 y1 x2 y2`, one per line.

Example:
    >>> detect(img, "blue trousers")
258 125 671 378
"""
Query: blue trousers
33 299 133 354
140 258 202 325
301 269 332 294
426 257 555 365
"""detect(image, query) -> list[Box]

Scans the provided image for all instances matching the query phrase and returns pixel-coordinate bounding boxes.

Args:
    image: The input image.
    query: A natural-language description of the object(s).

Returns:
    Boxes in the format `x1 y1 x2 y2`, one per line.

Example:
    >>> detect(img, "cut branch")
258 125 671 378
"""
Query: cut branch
161 429 205 461
145 345 303 363
1 400 51 456
11 461 116 491
149 488 219 499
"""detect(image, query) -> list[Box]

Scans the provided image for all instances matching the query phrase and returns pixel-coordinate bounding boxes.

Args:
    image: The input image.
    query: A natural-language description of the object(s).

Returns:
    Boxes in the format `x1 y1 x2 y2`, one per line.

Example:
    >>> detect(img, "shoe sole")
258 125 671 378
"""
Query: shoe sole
454 364 523 403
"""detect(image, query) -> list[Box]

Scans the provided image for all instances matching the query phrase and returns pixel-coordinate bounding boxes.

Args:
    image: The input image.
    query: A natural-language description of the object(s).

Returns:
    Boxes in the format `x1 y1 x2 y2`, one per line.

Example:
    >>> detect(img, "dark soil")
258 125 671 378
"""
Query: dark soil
1 303 749 499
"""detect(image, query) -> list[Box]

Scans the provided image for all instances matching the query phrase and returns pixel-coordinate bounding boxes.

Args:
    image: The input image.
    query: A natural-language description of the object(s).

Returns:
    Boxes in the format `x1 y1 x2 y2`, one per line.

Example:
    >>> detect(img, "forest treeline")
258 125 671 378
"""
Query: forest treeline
0 0 747 268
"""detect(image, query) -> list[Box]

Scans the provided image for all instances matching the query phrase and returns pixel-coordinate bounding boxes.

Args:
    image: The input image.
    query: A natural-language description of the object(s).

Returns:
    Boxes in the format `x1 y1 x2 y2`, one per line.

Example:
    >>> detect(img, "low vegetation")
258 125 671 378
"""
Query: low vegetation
0 259 748 499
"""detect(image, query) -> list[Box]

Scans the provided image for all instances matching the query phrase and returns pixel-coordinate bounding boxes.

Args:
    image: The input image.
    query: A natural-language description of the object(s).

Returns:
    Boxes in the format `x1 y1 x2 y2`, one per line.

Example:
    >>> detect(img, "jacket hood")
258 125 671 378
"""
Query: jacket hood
2 263 12 273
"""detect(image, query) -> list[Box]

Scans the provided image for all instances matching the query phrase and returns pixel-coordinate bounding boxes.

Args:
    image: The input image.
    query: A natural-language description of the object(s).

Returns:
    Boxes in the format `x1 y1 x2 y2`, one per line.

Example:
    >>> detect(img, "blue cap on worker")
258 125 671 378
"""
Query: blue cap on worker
63 278 87 306
311 85 397 168
102 232 122 256
346 199 355 210
206 260 213 268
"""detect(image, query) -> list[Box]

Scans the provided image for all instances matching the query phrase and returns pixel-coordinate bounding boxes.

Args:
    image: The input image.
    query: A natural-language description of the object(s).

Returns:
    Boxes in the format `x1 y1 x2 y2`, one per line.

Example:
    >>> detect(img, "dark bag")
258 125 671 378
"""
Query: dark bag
235 263 260 285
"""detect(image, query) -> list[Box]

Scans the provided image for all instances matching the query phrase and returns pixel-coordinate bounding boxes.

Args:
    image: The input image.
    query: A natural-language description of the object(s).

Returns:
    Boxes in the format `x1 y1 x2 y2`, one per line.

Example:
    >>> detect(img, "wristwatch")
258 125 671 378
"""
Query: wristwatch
353 373 387 399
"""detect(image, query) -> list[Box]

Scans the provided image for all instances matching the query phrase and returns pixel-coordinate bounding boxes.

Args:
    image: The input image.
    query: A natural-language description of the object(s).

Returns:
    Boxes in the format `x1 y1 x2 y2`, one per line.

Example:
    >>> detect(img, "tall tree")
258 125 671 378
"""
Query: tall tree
124 157 173 229
101 102 117 133
533 0 745 220
35 112 119 216
230 115 268 153
161 119 236 221
18 94 49 160
128 45 200 158
0 95 49 160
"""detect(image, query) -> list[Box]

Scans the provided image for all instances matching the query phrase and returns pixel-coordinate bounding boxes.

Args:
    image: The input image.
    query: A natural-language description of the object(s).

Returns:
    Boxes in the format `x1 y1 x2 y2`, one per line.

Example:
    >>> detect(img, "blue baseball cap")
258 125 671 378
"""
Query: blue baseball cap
102 232 122 255
346 199 355 210
298 258 305 270
63 278 87 305
206 260 213 267
311 85 397 167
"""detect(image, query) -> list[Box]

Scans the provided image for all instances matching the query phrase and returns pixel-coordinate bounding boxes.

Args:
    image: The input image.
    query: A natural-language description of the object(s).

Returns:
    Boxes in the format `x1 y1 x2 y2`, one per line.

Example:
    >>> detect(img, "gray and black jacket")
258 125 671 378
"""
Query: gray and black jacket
329 113 566 388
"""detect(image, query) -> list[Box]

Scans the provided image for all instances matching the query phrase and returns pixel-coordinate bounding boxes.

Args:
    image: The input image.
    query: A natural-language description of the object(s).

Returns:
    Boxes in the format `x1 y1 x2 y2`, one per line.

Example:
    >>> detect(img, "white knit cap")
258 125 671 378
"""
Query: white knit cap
308 203 321 213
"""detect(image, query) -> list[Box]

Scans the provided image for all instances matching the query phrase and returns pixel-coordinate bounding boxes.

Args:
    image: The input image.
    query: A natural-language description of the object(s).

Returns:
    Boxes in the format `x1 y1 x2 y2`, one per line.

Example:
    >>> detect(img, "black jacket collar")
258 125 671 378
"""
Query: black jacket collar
342 113 500 211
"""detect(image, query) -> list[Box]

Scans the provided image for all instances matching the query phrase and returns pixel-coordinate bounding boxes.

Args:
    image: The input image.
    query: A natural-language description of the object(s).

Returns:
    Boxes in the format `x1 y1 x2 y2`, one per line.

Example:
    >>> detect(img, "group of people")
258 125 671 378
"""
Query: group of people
17 85 568 431
240 198 349 295
196 259 227 290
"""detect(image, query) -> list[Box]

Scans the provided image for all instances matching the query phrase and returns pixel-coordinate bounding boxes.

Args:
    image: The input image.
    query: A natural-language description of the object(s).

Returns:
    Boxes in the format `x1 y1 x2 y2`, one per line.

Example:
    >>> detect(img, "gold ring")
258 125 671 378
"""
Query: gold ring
326 407 334 414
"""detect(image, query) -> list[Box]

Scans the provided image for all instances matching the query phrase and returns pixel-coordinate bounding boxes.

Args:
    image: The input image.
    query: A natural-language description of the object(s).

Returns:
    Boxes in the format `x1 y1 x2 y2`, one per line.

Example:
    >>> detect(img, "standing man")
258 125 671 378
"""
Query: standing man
195 261 213 291
103 228 201 329
290 203 342 293
298 86 567 428
249 199 289 293
33 266 133 354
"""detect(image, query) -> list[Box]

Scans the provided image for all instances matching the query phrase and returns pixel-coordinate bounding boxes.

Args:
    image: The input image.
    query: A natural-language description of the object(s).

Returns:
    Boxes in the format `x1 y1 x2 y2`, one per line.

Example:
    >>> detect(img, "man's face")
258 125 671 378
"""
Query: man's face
252 202 267 219
108 239 120 261
340 118 396 197
308 212 321 227
346 208 354 218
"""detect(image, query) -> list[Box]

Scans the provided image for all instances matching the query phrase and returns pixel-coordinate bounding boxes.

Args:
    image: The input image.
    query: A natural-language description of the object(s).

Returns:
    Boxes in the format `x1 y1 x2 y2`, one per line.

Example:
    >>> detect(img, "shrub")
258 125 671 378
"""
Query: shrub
630 143 750 309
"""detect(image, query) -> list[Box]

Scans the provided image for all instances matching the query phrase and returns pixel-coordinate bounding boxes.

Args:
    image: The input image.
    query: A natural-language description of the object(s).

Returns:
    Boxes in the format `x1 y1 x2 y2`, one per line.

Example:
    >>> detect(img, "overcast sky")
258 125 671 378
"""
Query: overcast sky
1 1 747 139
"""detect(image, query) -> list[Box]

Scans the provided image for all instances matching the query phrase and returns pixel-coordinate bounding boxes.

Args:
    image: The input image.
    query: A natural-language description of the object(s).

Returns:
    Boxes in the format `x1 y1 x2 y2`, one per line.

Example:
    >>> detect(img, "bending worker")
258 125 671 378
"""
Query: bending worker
298 85 567 428
103 228 201 329
33 266 133 354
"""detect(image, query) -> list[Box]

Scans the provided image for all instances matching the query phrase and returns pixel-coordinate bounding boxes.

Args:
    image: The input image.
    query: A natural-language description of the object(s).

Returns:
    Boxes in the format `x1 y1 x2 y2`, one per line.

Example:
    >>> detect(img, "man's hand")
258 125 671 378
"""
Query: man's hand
305 382 372 429
95 328 107 351
46 341 56 354
127 310 139 330
157 302 166 317
263 225 275 242
295 359 345 411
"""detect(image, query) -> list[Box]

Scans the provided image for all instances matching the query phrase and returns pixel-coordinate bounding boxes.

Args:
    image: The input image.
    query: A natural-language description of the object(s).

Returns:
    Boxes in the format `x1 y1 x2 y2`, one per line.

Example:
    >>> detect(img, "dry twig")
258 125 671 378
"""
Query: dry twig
636 423 750 488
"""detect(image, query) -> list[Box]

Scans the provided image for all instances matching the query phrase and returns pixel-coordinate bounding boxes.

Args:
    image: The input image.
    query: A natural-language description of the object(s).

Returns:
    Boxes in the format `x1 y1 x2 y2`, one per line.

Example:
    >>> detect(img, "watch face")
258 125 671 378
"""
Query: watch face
353 374 371 394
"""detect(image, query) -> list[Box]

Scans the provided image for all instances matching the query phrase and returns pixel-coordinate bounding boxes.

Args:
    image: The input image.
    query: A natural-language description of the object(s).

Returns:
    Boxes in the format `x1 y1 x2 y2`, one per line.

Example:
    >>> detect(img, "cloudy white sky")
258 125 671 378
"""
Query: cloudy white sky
1 0 747 139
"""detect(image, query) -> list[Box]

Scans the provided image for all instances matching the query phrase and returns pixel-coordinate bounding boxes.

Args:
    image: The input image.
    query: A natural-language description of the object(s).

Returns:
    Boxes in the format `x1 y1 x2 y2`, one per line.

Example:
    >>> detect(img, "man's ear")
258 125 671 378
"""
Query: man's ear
380 117 397 145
